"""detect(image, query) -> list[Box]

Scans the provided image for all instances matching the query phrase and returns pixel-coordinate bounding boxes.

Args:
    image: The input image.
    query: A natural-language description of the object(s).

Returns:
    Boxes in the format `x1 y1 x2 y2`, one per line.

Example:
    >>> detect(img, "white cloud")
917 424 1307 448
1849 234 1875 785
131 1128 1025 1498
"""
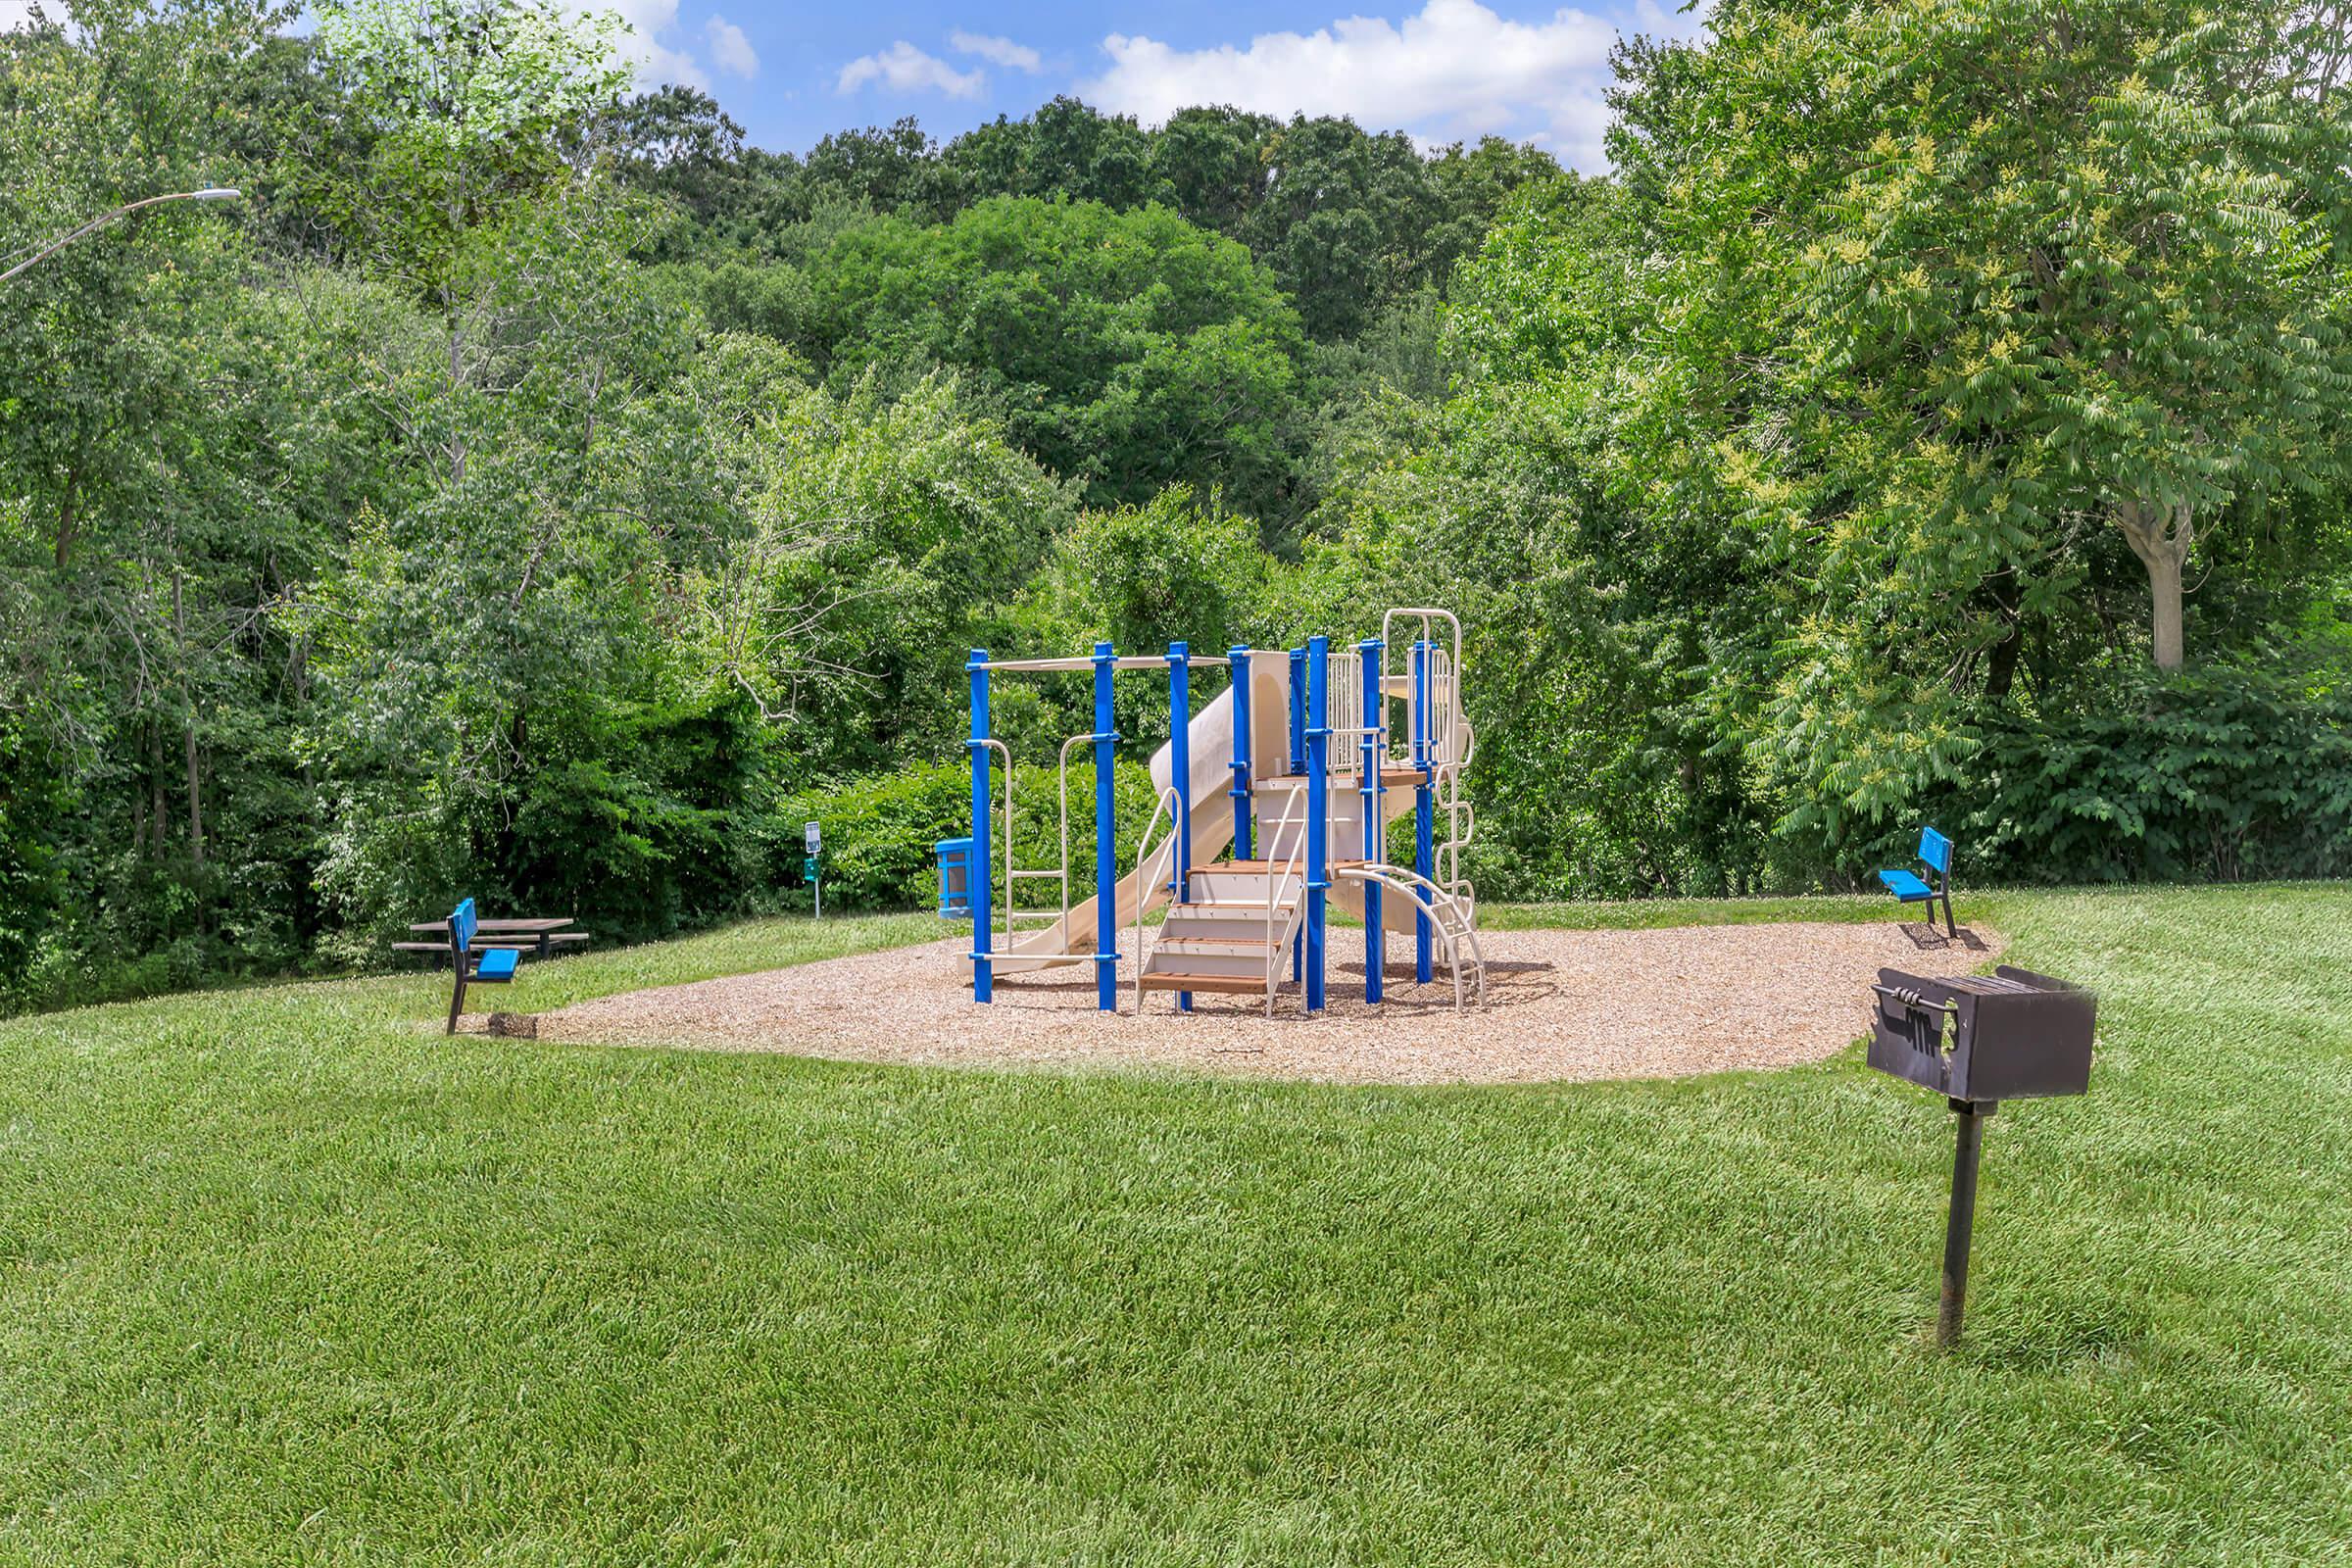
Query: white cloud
574 0 709 90
703 15 758 79
1 0 42 28
950 29 1041 73
836 40 985 99
1084 0 1634 169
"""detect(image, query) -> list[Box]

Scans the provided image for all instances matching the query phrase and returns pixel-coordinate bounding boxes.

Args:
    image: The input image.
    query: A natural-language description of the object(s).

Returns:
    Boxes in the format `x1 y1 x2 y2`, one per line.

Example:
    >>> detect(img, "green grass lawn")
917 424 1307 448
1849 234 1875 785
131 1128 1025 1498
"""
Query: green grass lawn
3 887 2349 1565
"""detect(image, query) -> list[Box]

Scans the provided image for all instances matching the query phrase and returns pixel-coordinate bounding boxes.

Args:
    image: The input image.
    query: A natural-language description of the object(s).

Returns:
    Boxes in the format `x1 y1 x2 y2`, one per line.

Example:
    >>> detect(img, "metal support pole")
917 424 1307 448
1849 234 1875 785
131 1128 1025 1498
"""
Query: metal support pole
1170 641 1193 1013
1359 636 1384 1004
1305 636 1330 1014
1093 642 1119 1012
1228 647 1252 861
1412 638 1434 984
1937 1099 1991 1348
967 649 993 1004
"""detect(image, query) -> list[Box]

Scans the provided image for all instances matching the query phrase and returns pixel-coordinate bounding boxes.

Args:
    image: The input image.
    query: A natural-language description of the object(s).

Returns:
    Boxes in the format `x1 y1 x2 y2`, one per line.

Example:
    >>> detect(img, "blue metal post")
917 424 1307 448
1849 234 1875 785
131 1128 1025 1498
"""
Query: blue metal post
1289 645 1307 986
967 649 993 1004
1169 642 1193 1013
1227 647 1252 861
1412 638 1434 984
1092 642 1119 1012
1304 635 1329 1013
1359 637 1384 1004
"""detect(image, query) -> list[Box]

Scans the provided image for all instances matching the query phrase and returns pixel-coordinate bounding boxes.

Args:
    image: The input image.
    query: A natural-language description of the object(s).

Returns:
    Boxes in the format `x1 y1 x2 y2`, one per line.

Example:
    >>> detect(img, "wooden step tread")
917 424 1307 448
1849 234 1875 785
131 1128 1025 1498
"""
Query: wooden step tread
1194 858 1371 876
1137 973 1268 995
1253 769 1439 790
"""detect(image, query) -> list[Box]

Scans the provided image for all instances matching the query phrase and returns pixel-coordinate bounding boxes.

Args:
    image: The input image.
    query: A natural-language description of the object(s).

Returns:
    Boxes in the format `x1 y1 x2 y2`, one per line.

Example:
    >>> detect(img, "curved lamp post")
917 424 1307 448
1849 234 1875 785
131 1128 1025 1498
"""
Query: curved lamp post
0 187 242 287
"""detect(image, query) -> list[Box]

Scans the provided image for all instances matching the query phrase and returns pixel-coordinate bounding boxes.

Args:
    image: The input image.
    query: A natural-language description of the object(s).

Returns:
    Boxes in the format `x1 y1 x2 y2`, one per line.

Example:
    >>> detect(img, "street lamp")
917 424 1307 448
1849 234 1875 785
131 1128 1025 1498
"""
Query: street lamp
0 187 243 287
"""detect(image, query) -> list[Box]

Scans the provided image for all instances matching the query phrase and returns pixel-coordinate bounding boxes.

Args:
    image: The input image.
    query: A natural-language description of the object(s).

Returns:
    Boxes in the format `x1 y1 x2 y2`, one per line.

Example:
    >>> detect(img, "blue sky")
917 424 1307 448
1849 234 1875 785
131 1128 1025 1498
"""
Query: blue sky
594 0 1710 172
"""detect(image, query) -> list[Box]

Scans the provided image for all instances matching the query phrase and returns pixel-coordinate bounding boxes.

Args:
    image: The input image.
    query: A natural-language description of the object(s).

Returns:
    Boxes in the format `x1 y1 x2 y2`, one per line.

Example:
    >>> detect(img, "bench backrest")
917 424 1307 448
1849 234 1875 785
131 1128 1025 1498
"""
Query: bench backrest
450 897 478 956
1919 826 1953 877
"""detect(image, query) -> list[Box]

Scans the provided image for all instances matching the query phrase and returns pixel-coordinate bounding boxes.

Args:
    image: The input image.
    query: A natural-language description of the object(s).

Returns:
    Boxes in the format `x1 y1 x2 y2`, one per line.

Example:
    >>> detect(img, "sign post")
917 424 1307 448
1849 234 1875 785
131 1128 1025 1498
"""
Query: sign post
804 821 822 919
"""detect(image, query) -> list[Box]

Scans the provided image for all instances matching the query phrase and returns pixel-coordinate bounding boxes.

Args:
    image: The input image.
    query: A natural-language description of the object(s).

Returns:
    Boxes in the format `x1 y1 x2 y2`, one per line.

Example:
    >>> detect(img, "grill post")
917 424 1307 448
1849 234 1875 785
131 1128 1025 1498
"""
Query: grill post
1937 1098 1989 1348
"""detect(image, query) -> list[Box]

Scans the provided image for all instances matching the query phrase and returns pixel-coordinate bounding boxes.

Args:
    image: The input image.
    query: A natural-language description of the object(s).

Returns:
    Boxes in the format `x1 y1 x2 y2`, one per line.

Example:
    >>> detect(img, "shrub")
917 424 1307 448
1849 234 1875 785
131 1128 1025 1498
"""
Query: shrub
1919 662 2352 883
777 755 1167 913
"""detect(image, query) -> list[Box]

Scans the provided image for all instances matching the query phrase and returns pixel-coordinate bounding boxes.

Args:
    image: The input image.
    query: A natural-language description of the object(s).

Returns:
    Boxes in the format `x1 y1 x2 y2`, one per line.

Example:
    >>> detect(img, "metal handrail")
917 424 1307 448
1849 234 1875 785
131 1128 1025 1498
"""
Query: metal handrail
1381 608 1463 772
1262 791 1309 1017
1131 784 1182 1012
1336 863 1487 1010
1051 732 1088 935
1437 720 1478 906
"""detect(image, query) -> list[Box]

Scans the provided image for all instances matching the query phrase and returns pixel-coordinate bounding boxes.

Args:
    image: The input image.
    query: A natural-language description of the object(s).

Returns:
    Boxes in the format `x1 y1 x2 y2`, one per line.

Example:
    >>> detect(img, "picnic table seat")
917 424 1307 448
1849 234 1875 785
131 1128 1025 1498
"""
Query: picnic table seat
393 937 534 970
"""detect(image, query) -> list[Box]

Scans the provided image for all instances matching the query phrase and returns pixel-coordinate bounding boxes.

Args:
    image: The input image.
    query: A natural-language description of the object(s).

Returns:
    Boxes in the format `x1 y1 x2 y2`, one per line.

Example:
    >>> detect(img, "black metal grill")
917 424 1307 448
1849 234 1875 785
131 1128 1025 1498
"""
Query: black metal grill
1867 963 2097 1348
1870 964 2095 1105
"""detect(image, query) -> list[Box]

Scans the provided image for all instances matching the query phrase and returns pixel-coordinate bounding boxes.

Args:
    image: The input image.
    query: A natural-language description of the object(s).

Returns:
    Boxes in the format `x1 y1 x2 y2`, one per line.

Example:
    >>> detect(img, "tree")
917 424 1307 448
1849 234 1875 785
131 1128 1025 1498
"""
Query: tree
593 85 749 227
0 0 352 985
688 371 1075 779
305 0 629 416
945 97 1166 211
788 196 1308 522
1152 107 1279 236
1610 0 2352 672
799 118 963 223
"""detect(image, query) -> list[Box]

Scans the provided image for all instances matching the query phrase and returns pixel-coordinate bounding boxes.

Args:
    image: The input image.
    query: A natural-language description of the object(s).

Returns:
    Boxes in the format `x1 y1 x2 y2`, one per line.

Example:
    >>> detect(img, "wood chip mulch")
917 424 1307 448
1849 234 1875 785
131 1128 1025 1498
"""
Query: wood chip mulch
525 921 2004 1088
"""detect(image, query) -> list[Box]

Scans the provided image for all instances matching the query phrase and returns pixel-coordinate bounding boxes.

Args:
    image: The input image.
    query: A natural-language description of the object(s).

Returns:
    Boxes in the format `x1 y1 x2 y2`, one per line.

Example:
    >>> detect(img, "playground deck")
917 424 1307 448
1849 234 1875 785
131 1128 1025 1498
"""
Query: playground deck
532 921 2002 1086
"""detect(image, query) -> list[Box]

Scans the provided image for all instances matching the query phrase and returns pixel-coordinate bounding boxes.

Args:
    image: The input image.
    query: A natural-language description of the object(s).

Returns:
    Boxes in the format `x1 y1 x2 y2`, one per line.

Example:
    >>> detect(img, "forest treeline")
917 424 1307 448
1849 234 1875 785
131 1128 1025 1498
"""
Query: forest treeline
3 0 2349 1010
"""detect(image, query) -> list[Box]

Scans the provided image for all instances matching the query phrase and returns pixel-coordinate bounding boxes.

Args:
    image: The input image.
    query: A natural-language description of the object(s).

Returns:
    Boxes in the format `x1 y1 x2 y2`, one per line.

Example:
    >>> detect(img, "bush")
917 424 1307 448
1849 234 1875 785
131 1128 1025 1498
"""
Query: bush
1924 662 2352 883
774 763 969 911
777 754 1169 913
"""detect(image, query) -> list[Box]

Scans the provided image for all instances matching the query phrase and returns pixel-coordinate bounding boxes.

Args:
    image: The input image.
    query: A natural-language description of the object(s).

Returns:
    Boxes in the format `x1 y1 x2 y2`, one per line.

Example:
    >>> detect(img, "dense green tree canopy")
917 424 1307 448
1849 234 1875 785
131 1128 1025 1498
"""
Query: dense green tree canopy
1 0 2344 1013
777 195 1308 519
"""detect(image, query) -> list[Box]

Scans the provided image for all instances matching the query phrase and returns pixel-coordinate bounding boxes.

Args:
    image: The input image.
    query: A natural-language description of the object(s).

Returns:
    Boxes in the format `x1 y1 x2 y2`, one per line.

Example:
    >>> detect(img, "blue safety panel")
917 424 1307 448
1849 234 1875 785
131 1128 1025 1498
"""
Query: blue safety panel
1919 825 1953 874
1878 868 1935 902
452 897 477 954
936 837 973 918
474 947 519 980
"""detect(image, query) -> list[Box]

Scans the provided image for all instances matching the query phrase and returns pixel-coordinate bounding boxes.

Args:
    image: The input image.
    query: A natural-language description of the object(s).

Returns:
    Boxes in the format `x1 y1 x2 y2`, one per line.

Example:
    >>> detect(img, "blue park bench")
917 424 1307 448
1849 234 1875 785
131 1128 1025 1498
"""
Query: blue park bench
443 897 520 1034
1879 826 1957 938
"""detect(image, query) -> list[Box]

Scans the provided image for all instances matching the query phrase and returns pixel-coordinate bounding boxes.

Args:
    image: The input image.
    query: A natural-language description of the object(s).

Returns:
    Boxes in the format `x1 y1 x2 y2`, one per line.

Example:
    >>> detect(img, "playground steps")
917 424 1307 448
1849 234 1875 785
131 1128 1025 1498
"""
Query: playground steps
1201 858 1372 876
1137 973 1268 996
1184 866 1317 904
1138 860 1304 1002
1252 768 1432 792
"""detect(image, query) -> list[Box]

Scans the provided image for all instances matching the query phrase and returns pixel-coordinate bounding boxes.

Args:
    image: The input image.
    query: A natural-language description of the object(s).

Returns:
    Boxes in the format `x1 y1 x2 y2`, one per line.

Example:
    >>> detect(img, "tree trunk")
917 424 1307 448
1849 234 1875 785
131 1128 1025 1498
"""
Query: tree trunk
1985 621 2025 700
150 725 169 855
52 470 79 569
1983 575 2024 701
183 722 205 872
2115 499 2193 671
172 569 204 871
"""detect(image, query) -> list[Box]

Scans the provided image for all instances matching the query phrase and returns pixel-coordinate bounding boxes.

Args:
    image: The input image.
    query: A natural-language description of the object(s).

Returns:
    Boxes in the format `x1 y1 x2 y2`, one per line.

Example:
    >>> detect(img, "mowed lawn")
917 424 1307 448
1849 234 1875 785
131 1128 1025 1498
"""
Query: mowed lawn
2 889 2349 1565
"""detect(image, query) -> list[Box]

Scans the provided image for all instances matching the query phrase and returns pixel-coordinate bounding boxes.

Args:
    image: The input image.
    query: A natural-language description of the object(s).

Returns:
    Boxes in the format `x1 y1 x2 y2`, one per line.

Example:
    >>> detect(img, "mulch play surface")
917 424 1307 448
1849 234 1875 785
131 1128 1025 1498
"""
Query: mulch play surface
528 921 2003 1086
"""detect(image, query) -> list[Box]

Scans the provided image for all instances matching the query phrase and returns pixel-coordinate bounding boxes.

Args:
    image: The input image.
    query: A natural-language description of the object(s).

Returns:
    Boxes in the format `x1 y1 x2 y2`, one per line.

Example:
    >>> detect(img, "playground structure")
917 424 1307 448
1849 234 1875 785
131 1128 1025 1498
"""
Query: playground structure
940 610 1484 1015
